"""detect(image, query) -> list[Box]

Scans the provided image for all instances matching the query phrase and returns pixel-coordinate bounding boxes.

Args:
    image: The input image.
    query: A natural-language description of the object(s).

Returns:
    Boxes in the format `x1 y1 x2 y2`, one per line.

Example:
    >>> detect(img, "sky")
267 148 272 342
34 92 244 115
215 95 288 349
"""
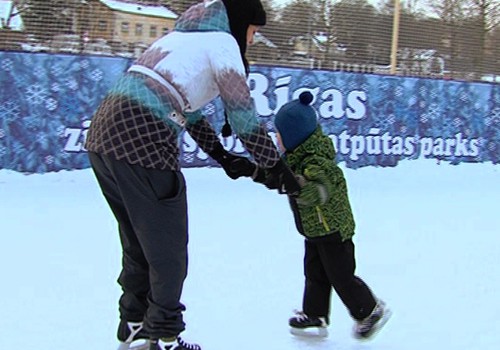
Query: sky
273 0 382 7
273 0 434 15
0 158 499 350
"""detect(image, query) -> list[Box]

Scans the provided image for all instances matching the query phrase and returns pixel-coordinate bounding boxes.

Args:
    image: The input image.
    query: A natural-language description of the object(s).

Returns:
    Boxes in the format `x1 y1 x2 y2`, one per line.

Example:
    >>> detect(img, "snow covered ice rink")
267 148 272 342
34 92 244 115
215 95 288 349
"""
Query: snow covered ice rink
0 159 499 350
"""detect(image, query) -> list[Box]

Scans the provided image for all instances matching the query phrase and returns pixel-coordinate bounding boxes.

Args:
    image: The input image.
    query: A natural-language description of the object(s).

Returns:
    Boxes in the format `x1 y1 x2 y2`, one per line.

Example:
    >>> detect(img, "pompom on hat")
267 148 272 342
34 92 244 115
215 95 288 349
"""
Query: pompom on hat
274 91 318 151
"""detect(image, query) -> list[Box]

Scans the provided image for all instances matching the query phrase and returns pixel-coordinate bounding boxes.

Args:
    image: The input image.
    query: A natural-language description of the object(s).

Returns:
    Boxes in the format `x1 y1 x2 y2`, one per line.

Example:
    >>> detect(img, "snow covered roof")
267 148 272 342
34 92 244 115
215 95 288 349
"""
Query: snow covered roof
99 0 178 19
0 0 24 30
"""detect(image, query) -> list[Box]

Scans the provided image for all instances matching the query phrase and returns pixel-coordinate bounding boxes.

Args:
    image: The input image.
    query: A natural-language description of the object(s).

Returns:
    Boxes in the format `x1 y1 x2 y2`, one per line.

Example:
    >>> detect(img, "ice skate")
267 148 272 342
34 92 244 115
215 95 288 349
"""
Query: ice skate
353 300 392 340
289 310 329 337
149 337 201 350
117 320 150 350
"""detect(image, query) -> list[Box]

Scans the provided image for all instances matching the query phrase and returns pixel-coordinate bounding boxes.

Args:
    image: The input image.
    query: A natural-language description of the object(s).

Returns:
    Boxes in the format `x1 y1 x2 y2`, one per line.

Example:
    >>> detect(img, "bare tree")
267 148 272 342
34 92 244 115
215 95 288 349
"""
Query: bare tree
2 0 30 29
330 0 378 63
468 0 500 74
427 0 469 75
428 0 499 77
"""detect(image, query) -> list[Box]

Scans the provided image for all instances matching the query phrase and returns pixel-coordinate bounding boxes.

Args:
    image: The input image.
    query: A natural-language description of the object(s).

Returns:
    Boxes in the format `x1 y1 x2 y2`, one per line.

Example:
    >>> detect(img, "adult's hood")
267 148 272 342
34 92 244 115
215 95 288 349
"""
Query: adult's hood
222 0 266 70
174 0 232 33
175 0 266 73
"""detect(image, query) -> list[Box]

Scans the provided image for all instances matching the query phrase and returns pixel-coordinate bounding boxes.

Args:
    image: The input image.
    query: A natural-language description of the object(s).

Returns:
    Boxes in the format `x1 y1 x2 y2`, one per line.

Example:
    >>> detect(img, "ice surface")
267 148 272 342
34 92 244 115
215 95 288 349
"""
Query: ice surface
0 159 498 350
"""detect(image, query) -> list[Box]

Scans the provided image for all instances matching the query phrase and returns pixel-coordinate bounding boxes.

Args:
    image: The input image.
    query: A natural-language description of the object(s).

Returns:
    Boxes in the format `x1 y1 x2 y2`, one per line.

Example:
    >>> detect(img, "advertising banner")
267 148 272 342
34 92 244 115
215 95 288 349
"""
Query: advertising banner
0 52 498 173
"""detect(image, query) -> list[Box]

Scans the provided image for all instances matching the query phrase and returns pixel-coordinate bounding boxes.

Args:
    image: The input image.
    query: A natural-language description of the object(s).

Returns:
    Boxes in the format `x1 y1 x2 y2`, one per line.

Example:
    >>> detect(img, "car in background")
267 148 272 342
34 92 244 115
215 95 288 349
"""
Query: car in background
49 34 82 54
83 38 113 56
108 40 134 58
19 34 50 53
132 42 148 58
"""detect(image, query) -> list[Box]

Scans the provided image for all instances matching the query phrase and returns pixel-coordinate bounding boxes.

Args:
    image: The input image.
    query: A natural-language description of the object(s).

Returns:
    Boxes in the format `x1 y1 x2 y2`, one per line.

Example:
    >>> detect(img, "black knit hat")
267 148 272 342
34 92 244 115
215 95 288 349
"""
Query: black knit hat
221 0 266 137
222 0 266 74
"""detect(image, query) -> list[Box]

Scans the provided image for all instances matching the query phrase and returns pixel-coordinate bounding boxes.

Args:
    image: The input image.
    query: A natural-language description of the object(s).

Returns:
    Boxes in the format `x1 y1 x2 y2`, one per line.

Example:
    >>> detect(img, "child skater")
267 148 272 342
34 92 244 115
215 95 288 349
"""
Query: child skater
252 91 391 340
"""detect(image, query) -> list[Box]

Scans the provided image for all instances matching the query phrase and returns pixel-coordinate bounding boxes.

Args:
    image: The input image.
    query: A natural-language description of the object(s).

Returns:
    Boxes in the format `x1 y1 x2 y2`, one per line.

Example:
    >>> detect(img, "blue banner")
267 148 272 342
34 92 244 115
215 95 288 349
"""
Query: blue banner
0 51 498 173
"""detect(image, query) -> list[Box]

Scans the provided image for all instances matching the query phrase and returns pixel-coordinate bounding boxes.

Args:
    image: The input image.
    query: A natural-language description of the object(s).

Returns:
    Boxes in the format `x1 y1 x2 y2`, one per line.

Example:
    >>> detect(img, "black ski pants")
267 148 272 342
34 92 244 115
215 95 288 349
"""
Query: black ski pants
302 236 377 322
88 152 188 339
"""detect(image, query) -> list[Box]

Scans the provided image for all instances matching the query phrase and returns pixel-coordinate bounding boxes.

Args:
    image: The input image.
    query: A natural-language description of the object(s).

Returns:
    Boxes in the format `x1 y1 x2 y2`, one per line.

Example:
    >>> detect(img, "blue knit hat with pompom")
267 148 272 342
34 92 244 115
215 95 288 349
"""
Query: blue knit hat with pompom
274 91 318 151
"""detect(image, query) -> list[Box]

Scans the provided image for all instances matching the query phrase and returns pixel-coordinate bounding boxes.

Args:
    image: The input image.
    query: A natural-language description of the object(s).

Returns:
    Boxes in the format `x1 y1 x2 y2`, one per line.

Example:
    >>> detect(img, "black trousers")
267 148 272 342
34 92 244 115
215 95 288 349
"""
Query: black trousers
302 236 377 321
88 152 188 338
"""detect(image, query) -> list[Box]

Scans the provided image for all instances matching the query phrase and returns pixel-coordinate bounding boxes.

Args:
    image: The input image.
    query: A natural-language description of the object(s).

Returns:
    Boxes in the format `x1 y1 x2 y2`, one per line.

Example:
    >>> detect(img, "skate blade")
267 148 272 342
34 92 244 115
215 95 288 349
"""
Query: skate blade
290 326 328 338
354 307 393 341
117 339 150 350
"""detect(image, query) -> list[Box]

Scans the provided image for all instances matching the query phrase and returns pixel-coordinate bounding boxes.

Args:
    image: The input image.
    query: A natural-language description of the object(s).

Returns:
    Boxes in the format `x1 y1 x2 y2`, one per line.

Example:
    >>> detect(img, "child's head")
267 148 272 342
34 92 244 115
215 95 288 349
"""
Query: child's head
274 91 318 151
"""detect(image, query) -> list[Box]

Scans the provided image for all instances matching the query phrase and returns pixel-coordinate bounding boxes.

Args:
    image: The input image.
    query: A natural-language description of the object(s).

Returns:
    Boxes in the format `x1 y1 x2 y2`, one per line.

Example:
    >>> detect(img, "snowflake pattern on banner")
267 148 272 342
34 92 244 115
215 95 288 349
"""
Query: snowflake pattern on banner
251 66 499 168
0 52 498 173
0 52 130 173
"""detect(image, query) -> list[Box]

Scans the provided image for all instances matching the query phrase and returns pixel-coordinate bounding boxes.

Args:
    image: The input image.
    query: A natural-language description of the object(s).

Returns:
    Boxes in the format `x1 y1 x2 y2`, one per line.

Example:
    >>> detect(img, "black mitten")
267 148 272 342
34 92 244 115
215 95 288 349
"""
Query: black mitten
252 167 268 184
253 159 301 196
208 143 256 180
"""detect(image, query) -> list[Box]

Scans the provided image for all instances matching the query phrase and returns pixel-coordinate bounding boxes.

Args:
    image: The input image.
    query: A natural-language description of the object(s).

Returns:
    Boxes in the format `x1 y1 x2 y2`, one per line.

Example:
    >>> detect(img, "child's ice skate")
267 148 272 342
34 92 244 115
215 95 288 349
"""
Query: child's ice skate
289 310 329 337
149 337 201 350
353 300 392 340
117 320 150 350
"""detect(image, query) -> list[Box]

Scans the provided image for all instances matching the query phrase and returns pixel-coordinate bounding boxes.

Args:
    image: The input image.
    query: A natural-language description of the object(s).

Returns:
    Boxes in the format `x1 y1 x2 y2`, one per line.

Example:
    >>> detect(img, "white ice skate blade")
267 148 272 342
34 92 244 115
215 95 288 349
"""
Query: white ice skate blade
117 339 150 350
290 326 328 338
354 307 393 341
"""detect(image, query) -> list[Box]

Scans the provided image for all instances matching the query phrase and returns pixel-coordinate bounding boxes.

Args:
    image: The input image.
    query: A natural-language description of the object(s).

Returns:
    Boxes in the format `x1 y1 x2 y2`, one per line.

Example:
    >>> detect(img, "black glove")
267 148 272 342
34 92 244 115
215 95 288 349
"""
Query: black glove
208 143 256 180
253 159 301 196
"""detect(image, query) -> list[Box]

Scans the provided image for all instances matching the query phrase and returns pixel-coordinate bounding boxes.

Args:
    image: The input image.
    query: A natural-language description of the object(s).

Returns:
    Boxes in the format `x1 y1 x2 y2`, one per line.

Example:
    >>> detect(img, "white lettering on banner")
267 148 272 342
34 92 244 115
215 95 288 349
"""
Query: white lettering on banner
62 122 479 163
330 130 478 161
64 120 90 152
346 90 367 120
319 89 345 119
248 73 368 120
420 133 479 157
245 72 480 161
275 76 293 114
59 70 480 164
248 73 274 117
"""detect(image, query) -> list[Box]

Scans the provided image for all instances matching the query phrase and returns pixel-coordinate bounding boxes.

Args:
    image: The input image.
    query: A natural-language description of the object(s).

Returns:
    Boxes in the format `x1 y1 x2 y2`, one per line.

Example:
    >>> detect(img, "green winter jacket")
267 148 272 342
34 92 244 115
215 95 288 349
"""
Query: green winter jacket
285 127 355 241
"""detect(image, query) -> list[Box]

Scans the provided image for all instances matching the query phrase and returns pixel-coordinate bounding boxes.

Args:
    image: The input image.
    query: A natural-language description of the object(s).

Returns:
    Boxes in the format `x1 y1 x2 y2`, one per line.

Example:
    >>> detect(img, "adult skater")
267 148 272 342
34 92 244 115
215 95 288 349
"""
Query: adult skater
85 1 300 350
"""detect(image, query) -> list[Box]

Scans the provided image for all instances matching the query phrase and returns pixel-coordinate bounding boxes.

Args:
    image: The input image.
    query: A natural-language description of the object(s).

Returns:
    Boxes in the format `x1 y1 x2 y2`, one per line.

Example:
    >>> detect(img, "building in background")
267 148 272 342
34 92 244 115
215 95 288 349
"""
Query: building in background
77 0 177 56
0 0 496 81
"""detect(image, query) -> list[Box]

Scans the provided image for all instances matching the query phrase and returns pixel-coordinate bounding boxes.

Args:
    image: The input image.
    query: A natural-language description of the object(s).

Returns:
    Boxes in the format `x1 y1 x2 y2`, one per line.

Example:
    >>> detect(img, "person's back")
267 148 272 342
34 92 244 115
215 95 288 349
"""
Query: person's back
86 0 279 172
86 2 301 350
